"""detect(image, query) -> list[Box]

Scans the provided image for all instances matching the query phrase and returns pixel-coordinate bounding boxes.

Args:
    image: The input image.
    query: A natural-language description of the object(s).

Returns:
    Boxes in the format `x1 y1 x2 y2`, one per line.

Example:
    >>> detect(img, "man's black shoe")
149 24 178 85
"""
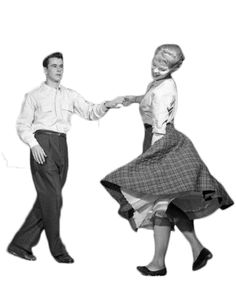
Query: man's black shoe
54 253 74 263
7 246 36 261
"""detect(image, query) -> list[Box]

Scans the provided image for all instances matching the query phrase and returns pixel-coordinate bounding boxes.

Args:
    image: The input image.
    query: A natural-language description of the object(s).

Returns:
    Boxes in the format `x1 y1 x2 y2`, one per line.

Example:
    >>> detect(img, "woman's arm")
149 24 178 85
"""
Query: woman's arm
123 95 144 106
151 91 174 145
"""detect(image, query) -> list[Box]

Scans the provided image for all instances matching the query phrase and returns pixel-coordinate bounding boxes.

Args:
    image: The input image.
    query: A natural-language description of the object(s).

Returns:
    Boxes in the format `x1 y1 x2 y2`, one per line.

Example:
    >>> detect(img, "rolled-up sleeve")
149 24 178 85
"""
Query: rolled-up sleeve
151 85 175 144
16 94 38 148
72 91 107 120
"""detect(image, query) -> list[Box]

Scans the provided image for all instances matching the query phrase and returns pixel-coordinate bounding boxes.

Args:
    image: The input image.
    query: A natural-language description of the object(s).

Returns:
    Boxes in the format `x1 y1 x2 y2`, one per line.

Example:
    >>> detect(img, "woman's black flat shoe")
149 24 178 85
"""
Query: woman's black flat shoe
137 266 167 276
192 248 213 271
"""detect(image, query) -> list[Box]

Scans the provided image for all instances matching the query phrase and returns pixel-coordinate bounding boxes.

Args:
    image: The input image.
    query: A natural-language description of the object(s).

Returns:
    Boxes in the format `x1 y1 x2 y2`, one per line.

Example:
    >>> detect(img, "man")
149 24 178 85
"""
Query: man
7 52 123 263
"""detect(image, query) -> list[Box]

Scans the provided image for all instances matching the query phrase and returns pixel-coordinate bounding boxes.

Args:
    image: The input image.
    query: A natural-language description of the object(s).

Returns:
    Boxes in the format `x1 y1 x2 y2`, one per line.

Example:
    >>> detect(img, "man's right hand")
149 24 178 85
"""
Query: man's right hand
105 96 125 109
31 145 47 164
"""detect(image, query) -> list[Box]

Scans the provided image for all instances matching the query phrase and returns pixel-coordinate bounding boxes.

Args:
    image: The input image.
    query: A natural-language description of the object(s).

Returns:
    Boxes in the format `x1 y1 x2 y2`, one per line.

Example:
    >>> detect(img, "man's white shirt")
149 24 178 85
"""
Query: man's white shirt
16 83 108 148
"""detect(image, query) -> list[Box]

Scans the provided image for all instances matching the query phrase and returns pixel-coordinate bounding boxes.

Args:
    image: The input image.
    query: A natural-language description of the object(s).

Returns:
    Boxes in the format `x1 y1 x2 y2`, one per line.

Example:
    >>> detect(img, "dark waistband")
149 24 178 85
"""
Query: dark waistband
144 124 152 129
144 122 174 130
34 129 66 137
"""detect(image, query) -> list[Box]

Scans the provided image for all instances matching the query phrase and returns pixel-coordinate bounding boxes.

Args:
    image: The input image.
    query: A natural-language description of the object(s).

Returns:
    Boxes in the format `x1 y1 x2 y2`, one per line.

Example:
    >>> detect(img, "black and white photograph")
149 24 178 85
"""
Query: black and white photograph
1 1 235 284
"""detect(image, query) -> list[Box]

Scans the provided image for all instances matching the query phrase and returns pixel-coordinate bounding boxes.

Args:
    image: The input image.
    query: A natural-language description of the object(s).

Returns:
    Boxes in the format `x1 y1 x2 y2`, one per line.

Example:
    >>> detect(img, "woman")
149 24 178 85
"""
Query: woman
100 44 234 276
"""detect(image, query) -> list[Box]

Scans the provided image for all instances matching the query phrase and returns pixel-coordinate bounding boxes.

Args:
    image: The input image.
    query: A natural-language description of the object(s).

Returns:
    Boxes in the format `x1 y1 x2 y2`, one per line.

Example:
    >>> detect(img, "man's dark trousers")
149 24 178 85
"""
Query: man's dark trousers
9 130 68 257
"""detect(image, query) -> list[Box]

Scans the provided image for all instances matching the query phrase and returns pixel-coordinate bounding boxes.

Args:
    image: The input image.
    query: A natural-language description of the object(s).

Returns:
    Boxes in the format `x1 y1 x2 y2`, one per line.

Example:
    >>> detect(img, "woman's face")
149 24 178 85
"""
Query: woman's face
151 52 169 78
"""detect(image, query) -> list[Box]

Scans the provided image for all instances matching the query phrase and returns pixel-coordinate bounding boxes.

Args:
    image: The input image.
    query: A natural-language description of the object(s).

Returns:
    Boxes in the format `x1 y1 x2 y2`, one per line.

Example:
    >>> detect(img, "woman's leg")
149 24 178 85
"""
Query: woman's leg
166 203 204 261
144 218 171 271
149 224 171 270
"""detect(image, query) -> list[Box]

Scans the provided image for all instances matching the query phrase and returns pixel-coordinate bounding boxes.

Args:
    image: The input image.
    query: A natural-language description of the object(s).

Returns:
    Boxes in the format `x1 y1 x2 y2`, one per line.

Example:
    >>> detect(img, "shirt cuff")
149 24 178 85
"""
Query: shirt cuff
100 102 109 113
28 138 39 148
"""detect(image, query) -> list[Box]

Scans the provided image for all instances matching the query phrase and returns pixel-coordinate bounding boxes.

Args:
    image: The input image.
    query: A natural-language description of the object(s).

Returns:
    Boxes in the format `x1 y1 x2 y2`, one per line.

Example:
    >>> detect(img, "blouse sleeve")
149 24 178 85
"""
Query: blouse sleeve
151 82 175 144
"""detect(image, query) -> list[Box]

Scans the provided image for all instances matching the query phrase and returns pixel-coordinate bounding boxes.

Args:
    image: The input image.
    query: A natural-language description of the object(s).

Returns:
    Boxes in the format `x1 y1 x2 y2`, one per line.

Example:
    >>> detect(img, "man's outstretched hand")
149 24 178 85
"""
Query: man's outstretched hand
104 96 125 109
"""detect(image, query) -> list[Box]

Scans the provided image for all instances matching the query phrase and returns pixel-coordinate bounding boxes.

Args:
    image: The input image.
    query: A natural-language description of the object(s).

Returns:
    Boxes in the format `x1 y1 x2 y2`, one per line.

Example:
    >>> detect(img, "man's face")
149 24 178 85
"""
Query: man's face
45 57 64 83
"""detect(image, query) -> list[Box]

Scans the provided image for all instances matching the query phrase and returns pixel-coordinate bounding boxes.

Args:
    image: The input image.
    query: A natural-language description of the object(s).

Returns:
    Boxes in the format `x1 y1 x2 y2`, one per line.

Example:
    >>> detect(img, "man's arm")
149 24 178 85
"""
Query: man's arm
16 94 47 164
16 93 38 147
72 91 124 120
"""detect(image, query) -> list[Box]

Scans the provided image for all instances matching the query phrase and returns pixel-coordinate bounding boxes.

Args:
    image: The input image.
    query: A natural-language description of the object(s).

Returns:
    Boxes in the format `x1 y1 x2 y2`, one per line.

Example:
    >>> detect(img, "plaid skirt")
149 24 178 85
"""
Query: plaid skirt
101 123 234 231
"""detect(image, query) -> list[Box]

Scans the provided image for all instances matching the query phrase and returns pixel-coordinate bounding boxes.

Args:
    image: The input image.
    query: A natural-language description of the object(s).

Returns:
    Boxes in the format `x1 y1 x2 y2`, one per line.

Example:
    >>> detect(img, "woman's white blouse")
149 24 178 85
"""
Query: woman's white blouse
139 78 178 144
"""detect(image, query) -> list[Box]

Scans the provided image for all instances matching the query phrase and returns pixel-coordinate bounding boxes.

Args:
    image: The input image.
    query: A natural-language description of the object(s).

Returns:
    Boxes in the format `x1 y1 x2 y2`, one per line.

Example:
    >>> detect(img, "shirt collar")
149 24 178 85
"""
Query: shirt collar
41 81 62 91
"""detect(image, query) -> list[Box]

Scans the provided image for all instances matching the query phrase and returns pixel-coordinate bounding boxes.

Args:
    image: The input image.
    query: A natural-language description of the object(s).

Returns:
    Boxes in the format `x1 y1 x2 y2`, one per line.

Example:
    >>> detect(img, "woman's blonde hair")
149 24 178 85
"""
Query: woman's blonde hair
154 44 185 72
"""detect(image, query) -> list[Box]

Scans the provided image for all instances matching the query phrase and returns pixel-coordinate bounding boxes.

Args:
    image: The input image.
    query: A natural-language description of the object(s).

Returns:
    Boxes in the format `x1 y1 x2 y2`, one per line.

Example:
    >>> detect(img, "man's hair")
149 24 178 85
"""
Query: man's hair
154 44 185 72
42 52 63 68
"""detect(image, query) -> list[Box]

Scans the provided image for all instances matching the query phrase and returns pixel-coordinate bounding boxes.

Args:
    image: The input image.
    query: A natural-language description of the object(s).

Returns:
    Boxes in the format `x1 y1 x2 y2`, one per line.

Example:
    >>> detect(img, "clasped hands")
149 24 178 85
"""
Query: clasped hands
105 95 137 109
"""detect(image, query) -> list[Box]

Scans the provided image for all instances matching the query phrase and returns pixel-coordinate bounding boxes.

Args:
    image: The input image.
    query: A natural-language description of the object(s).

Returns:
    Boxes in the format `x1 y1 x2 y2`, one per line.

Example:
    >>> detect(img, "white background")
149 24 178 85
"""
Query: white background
0 0 235 284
